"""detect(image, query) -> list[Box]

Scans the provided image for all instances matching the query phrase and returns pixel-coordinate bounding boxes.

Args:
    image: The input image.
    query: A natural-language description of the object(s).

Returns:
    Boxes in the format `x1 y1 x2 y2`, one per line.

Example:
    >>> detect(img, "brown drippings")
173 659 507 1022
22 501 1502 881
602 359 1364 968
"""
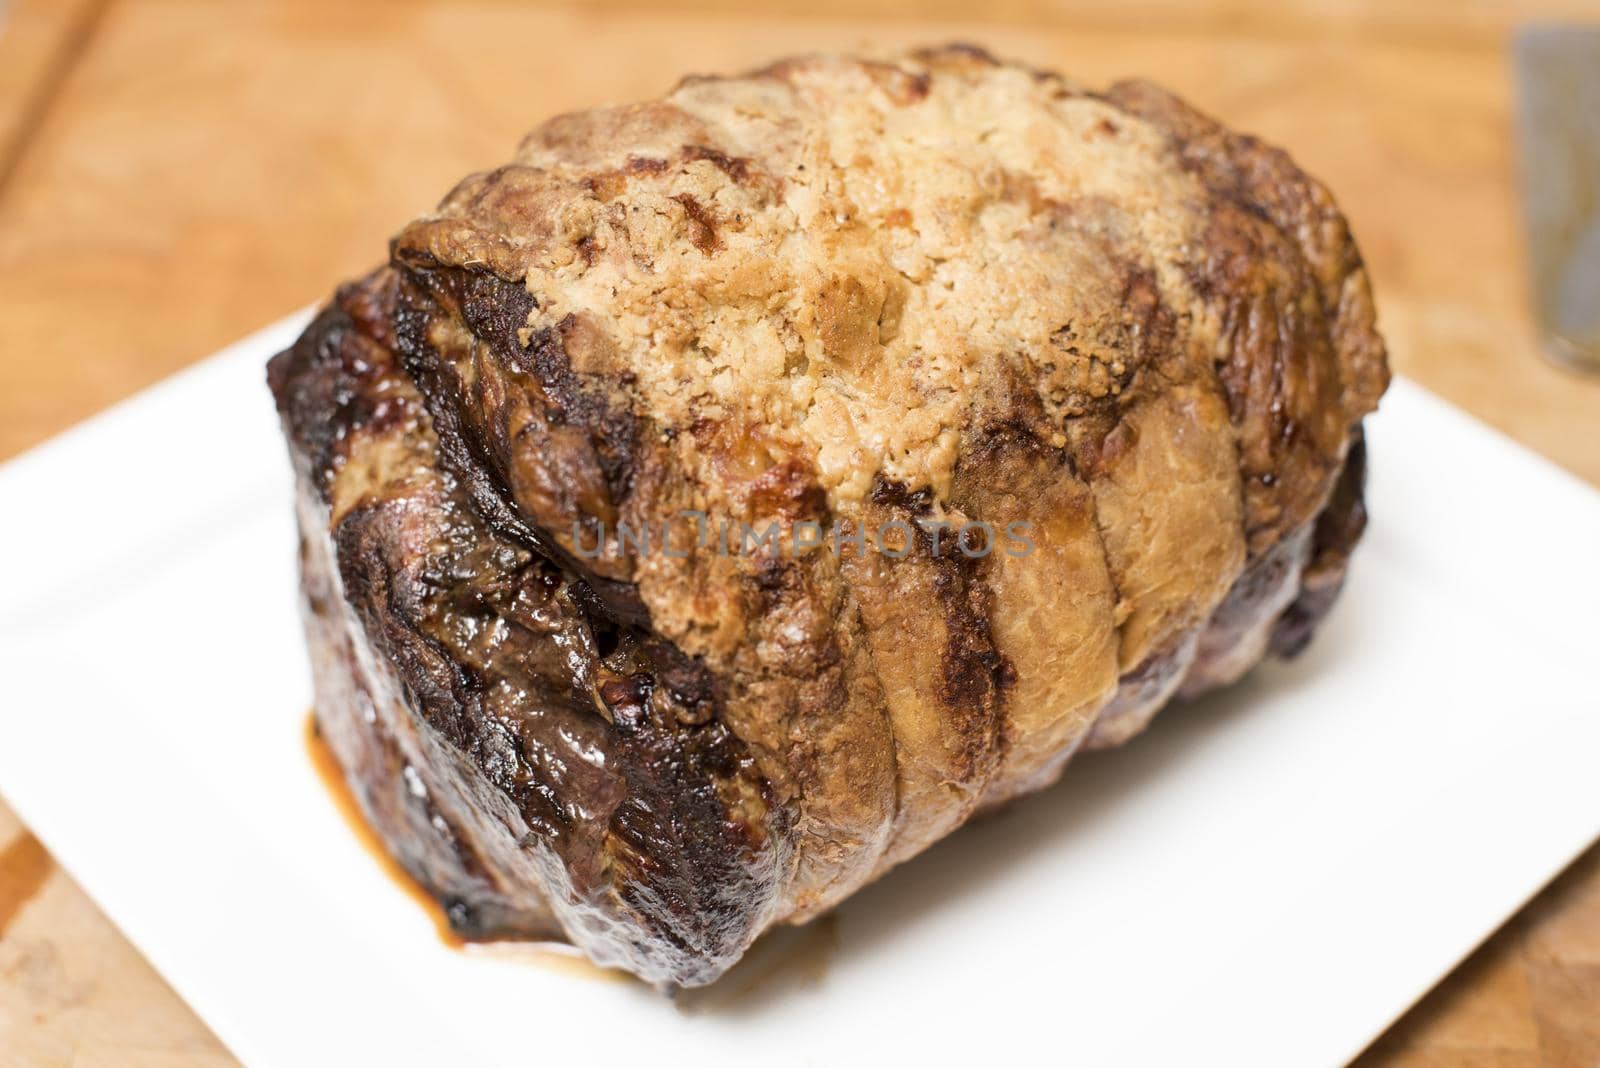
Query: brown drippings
304 713 465 949
457 940 635 985
0 831 53 936
303 712 634 984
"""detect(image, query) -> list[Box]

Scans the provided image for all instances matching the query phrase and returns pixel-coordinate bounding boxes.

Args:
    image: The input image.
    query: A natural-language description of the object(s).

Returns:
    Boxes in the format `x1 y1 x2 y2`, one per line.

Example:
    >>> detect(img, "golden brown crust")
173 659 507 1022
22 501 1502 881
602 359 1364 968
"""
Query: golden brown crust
273 45 1388 984
387 40 1387 919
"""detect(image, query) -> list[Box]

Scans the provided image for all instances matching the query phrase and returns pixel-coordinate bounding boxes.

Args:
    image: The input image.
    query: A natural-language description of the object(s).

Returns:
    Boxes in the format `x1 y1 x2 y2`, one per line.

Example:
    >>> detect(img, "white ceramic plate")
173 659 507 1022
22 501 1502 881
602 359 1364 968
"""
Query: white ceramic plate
1 314 1597 1068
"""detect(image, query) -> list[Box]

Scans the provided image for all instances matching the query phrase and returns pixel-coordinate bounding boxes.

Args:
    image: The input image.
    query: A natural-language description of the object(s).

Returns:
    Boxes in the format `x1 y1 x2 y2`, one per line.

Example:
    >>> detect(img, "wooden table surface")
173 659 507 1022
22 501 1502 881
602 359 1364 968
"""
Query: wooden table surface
1 0 1597 1064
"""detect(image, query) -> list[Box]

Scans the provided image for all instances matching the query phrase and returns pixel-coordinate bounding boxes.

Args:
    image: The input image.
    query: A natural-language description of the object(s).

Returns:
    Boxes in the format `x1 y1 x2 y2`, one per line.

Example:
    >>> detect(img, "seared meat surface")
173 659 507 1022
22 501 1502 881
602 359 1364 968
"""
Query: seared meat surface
269 46 1387 987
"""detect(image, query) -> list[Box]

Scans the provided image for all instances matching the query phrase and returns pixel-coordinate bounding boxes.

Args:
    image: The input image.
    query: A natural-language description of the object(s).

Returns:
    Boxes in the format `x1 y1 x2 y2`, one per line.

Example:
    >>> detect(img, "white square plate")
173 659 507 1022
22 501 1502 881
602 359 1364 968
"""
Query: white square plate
1 314 1596 1067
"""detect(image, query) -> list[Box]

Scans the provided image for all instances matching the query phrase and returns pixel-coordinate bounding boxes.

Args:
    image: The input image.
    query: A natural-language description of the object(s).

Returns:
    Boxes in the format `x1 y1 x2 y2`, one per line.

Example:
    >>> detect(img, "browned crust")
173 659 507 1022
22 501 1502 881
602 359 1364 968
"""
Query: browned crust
270 274 783 986
269 45 1389 984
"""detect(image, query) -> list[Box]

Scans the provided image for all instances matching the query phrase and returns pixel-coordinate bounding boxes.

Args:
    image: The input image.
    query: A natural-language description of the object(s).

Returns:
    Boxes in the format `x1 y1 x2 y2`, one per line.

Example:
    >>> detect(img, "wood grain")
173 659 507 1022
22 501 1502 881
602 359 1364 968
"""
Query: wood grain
1356 844 1600 1068
0 1 1596 1064
0 0 105 186
0 804 235 1067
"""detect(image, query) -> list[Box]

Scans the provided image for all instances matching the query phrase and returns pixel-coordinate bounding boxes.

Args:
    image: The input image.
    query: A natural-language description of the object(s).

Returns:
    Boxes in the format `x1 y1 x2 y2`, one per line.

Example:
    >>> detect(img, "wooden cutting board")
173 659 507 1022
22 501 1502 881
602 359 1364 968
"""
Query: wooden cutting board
1 1 1597 1064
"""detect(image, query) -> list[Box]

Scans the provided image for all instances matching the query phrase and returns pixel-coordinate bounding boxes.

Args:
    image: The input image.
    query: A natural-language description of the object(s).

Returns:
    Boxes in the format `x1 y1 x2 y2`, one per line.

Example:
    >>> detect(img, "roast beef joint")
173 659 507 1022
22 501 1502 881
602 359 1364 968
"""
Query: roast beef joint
268 45 1388 987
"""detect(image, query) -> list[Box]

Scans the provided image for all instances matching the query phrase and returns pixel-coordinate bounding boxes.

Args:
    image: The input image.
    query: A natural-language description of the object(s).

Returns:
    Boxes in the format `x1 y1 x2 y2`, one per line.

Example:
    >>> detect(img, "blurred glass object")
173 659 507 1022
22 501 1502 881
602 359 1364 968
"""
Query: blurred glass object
1515 25 1600 375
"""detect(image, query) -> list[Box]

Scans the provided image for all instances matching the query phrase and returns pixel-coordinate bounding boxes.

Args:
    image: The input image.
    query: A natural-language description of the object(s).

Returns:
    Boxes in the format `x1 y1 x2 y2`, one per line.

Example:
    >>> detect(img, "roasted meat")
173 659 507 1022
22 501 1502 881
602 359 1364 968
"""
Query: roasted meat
268 45 1388 987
